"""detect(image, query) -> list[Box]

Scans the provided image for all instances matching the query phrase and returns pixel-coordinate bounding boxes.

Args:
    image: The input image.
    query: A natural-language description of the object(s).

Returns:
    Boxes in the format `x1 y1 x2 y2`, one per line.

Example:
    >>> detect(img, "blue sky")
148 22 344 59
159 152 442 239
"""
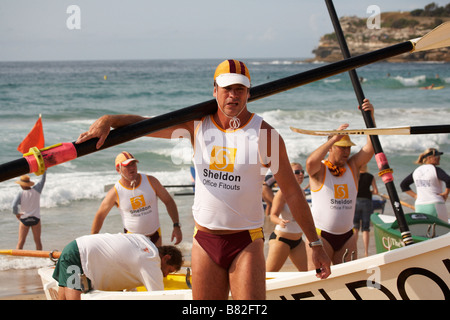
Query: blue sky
1 0 448 61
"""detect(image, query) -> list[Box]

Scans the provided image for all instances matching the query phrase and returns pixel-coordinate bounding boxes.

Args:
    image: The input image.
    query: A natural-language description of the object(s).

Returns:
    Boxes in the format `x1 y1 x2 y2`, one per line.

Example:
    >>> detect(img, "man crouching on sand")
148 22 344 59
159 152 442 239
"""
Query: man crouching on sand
53 233 183 300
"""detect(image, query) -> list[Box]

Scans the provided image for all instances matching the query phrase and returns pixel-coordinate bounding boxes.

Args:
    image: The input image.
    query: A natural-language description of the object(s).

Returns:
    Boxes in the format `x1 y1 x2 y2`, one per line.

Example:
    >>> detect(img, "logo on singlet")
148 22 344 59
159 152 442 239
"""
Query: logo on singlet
130 195 146 210
334 184 349 199
209 146 237 173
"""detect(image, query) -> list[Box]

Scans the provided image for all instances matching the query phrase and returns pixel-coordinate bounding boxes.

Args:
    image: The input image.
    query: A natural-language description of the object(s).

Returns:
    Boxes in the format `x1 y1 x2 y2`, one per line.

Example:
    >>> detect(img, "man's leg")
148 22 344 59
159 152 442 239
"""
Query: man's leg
229 239 265 300
57 286 81 300
191 238 230 300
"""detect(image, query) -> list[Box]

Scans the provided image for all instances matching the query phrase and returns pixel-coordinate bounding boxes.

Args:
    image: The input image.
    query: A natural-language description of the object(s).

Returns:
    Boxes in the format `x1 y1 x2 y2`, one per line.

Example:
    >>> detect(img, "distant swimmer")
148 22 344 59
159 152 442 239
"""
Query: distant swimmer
420 83 435 90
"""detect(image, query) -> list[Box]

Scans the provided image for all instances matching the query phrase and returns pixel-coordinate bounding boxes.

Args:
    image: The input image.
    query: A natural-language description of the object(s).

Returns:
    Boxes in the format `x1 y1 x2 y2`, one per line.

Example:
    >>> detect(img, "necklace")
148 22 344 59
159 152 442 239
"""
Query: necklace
323 159 346 177
216 98 246 130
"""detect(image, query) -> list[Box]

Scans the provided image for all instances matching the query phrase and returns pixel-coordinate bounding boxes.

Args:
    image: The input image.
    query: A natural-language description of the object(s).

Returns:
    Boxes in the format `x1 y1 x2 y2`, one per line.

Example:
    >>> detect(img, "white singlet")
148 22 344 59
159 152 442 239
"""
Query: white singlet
76 233 163 291
192 114 267 230
311 162 357 235
114 174 160 235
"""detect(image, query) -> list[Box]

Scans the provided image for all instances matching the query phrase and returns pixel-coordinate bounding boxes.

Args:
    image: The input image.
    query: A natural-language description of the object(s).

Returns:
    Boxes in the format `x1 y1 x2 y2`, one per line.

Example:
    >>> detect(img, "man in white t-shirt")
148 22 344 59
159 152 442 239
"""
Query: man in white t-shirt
52 233 183 300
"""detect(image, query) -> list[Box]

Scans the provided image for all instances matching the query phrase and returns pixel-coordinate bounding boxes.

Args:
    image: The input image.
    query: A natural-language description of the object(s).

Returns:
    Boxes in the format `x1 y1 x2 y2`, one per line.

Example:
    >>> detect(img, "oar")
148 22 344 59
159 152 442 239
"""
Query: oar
0 249 60 260
379 194 415 211
1 21 450 183
104 183 195 192
325 0 415 245
290 124 450 136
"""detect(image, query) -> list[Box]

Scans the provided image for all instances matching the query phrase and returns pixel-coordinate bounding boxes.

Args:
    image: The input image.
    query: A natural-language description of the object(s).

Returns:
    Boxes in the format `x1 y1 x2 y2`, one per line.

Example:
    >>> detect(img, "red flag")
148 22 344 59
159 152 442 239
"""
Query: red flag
17 116 45 154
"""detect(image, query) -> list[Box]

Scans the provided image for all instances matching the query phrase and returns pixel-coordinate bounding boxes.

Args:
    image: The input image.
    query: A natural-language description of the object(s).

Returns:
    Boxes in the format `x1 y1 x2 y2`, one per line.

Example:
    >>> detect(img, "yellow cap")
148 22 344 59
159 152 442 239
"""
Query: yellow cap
214 59 251 88
115 151 138 167
333 135 356 147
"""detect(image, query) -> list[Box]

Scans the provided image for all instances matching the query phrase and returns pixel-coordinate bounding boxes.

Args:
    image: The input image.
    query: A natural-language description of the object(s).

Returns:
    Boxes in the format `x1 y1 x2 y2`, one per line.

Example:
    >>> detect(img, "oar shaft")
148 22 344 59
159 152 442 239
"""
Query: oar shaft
76 40 413 158
0 249 60 259
249 42 413 103
325 0 413 245
0 158 30 184
75 99 218 158
0 40 415 183
410 124 450 135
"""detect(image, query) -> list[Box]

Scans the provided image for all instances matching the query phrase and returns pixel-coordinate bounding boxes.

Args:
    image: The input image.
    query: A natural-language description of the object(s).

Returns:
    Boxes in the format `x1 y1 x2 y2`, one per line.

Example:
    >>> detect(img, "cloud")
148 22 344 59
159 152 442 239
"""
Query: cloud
259 27 277 42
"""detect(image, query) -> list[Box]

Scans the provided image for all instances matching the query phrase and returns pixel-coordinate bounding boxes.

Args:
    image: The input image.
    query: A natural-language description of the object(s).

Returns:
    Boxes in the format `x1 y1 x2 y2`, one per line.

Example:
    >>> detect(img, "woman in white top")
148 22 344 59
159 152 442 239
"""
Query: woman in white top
12 172 46 250
400 148 450 222
266 163 307 271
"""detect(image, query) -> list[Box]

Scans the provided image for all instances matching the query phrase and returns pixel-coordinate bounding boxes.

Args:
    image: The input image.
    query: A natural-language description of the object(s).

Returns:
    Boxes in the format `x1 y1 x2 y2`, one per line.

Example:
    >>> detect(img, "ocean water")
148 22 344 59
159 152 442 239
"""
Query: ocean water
0 58 449 276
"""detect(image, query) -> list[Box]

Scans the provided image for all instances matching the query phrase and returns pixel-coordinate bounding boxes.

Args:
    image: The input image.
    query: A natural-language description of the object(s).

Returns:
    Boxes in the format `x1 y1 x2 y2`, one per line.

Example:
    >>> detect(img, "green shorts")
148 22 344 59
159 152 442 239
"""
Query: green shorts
415 203 447 221
52 240 91 291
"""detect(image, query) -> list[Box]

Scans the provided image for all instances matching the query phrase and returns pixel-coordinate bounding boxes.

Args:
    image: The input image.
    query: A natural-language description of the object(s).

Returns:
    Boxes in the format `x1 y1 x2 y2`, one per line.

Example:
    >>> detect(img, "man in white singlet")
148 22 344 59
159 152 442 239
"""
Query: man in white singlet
306 100 375 266
91 151 182 246
53 233 183 300
76 59 331 300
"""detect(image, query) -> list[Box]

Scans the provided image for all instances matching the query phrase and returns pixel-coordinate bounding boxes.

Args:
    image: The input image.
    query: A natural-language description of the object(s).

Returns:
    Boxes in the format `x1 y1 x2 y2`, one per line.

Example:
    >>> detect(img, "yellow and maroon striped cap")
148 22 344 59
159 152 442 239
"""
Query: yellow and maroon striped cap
115 151 139 167
214 59 251 88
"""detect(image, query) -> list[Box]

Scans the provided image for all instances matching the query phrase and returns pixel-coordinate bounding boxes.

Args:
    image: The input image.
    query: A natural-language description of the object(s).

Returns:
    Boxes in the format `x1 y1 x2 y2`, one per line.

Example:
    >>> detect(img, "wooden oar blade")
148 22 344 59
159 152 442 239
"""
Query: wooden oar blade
290 124 450 136
290 126 411 136
412 21 450 52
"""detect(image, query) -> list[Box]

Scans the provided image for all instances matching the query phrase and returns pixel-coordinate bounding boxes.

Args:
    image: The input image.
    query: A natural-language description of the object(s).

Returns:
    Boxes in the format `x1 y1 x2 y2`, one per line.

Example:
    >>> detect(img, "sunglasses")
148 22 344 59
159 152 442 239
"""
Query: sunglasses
423 150 442 158
294 170 304 175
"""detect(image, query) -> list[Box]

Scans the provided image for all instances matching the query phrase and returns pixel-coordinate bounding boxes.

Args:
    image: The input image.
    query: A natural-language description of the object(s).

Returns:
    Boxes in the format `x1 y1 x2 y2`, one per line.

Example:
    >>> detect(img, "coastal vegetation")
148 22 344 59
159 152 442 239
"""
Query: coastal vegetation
310 3 450 62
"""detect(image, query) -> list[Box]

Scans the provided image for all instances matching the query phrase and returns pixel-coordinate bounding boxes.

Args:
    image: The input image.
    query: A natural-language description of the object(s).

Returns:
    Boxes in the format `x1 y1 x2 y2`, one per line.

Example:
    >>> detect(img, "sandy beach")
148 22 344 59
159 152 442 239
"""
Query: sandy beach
0 269 47 300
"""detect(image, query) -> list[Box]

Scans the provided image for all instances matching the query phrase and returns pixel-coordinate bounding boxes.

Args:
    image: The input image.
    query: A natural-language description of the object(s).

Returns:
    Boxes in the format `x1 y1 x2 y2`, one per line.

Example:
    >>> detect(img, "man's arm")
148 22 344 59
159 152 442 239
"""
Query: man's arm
76 115 148 149
91 187 117 234
76 114 197 149
348 99 375 172
149 176 182 245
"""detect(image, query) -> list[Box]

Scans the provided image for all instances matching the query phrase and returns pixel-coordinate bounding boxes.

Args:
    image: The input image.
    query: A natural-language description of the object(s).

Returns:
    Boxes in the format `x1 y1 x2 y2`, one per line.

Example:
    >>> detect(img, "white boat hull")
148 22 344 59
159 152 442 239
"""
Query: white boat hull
38 233 449 300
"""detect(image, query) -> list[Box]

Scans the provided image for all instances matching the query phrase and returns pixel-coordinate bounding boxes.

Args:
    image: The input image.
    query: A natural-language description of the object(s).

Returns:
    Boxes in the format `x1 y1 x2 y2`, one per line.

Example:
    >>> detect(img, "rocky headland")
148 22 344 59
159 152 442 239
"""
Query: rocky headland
309 8 450 62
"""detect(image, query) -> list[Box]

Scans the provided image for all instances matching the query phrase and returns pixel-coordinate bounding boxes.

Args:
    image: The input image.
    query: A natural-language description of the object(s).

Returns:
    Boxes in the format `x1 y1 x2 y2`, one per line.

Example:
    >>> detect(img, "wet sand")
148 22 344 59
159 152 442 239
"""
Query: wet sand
0 268 47 300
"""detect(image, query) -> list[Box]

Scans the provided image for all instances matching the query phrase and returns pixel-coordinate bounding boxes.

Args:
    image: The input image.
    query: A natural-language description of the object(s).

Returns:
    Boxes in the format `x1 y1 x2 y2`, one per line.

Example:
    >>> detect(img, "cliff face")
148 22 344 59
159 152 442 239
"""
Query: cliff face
310 12 450 62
